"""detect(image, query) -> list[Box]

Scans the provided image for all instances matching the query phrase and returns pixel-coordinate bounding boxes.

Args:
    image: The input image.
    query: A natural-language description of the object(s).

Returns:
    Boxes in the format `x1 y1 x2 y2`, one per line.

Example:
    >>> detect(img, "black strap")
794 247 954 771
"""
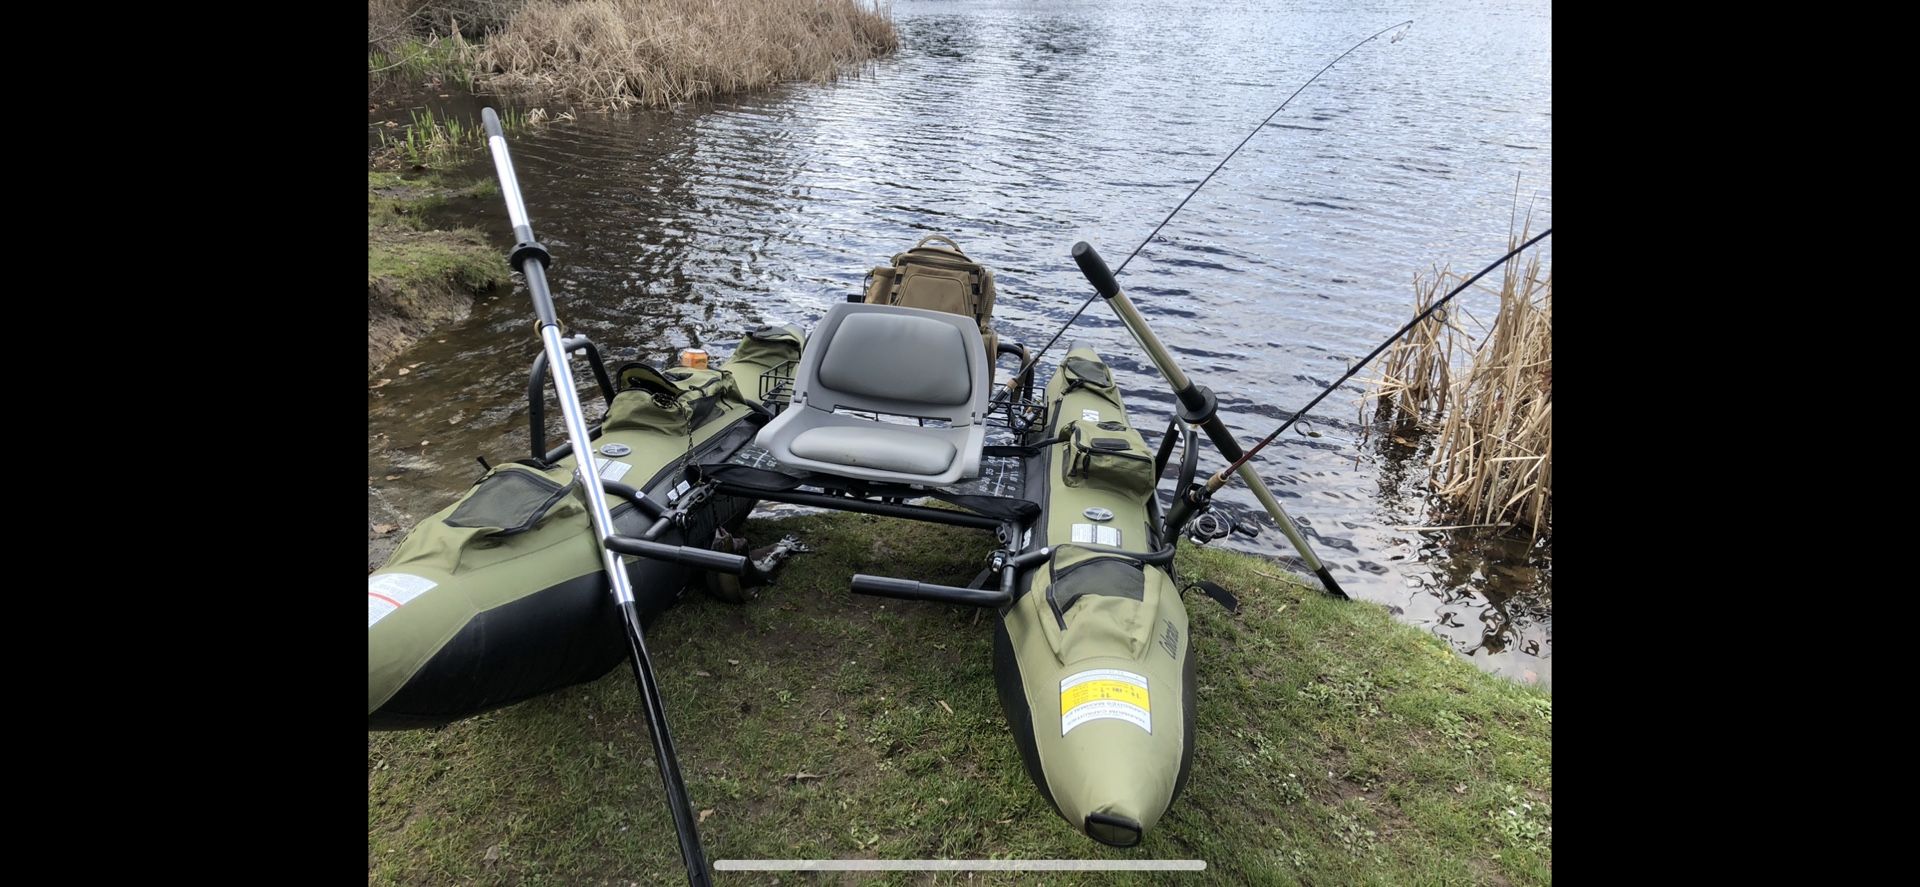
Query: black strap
687 393 729 430
1186 579 1241 614
942 493 1040 523
981 438 1068 459
696 462 805 492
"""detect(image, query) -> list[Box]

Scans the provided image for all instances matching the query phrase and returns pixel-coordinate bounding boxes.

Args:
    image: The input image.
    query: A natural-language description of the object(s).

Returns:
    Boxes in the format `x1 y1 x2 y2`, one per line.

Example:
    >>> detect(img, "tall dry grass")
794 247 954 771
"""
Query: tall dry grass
1372 226 1553 538
1374 268 1455 424
477 0 900 106
370 0 530 52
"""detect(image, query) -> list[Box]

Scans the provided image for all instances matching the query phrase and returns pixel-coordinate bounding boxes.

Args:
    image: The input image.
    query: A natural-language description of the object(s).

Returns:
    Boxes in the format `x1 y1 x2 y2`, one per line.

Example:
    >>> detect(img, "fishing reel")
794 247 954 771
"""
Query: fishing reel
1154 413 1260 546
1187 510 1231 544
1185 508 1261 546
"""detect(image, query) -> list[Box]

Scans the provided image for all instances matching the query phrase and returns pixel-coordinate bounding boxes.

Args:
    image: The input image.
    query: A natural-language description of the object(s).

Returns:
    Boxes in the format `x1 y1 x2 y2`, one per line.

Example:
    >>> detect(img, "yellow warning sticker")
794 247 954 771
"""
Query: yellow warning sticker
1061 680 1150 714
1060 668 1151 735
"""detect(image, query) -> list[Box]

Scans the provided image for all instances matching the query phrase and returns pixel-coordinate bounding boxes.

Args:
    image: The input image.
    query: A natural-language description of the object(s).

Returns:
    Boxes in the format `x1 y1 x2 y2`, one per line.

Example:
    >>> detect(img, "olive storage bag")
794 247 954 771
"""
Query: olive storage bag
1061 418 1157 499
864 234 1001 378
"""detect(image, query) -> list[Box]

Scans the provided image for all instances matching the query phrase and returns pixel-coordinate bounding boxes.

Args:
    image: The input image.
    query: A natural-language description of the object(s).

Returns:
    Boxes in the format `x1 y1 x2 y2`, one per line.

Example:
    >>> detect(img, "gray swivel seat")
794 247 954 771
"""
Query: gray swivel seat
754 302 989 486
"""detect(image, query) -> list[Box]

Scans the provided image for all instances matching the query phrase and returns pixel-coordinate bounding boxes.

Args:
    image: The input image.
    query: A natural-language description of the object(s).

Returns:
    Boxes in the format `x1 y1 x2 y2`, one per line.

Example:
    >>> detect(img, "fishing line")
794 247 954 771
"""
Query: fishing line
1218 227 1552 483
1023 19 1414 375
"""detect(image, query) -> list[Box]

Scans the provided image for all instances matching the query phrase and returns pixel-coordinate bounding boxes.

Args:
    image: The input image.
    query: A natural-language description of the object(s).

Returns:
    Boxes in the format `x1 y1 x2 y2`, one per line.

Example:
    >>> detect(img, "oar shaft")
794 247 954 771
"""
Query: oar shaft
623 601 706 879
534 319 633 601
481 107 712 887
1099 282 1194 392
1072 242 1346 598
484 109 552 326
485 109 633 602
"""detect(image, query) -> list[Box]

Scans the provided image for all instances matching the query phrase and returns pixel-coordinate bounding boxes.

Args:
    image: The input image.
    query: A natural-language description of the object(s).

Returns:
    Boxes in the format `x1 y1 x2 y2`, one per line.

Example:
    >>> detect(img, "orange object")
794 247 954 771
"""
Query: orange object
678 348 709 370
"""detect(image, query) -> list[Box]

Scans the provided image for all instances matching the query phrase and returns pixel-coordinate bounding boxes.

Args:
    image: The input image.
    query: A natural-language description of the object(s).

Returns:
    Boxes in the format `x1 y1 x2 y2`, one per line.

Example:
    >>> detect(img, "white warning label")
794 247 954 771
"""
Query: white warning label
1081 409 1101 422
595 458 632 483
1060 668 1151 735
1071 524 1122 547
368 573 436 628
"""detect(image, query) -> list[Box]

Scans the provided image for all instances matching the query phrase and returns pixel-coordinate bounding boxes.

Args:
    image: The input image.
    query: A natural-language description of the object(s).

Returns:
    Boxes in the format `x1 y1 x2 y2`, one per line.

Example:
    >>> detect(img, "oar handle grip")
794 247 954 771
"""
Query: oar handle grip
482 107 507 139
1071 241 1121 298
606 535 749 574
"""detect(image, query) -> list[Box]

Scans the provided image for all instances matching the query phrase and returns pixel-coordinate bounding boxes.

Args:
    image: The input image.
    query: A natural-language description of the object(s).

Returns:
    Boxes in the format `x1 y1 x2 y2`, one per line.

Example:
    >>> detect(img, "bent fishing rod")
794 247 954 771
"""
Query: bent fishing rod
1076 230 1551 581
1070 241 1348 598
1037 20 1413 598
1025 19 1413 377
482 107 745 887
1213 228 1553 490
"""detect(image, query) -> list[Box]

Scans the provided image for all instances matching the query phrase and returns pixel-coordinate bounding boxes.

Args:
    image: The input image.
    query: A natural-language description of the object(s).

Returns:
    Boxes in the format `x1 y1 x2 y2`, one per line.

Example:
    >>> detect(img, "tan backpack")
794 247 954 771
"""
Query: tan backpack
863 234 1000 379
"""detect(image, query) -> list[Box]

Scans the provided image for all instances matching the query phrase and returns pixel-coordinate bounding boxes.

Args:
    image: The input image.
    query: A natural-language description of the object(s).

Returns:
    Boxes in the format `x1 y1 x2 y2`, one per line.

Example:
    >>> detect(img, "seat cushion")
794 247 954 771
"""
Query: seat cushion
816 313 973 405
788 425 958 476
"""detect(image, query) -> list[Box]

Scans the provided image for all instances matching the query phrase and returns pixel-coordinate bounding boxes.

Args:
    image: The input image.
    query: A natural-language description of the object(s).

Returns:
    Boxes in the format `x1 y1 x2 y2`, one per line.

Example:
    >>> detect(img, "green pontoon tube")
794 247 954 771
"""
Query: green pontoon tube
367 327 801 728
994 345 1194 846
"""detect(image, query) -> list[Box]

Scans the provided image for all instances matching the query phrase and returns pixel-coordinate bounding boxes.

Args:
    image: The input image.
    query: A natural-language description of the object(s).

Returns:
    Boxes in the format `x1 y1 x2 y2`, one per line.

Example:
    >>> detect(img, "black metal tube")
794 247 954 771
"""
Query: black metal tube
1010 547 1053 570
1179 425 1199 488
529 337 616 461
527 355 548 460
1164 489 1205 540
852 575 1010 607
518 236 558 328
712 484 1003 530
603 480 666 520
1196 413 1246 461
619 600 710 887
570 336 618 407
1072 242 1121 299
1162 425 1206 538
1154 416 1181 479
541 424 601 465
606 534 748 574
997 340 1036 401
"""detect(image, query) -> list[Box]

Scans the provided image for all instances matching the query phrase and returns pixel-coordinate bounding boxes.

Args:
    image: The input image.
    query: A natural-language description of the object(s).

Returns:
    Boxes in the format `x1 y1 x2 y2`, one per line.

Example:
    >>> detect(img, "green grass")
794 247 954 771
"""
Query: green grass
375 107 533 169
368 513 1551 885
367 170 507 294
369 36 477 89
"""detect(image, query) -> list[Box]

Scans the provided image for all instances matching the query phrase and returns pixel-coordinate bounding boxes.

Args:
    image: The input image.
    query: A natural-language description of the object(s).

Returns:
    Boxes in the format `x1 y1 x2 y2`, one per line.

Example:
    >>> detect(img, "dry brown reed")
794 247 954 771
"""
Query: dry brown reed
1371 225 1553 538
370 0 533 52
476 0 900 107
1374 267 1455 424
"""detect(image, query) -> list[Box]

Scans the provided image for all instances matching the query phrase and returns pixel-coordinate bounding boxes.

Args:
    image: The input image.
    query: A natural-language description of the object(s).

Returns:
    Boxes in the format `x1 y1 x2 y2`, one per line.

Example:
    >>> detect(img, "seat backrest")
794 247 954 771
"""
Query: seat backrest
794 303 988 424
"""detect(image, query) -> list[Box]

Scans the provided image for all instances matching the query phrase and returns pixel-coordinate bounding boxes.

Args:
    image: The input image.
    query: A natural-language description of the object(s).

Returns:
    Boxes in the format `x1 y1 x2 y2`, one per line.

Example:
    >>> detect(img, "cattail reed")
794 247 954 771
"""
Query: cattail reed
1371 226 1552 538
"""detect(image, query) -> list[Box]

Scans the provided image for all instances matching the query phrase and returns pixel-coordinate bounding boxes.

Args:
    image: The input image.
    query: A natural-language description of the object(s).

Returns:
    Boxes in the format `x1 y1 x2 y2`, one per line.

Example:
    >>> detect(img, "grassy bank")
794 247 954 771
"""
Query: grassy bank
368 513 1552 884
367 171 510 378
369 0 899 107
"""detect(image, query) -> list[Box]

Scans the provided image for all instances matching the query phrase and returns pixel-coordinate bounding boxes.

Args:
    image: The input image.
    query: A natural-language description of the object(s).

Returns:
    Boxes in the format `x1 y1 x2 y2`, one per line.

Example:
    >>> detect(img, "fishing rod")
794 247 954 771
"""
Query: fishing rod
481 107 739 887
1210 228 1553 491
1024 19 1413 376
1048 21 1413 598
1072 241 1347 598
